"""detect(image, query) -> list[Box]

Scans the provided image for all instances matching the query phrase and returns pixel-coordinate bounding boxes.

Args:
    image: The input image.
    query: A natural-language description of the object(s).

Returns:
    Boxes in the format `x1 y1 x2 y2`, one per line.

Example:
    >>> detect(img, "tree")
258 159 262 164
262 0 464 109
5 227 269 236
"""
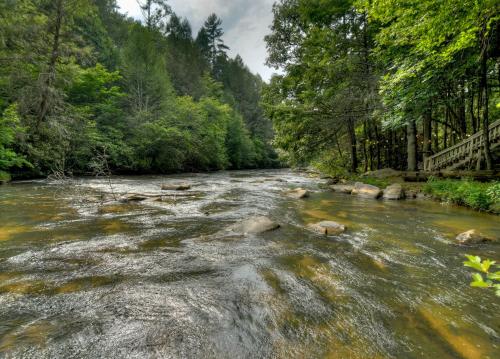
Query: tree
196 14 229 73
264 0 379 173
0 104 31 179
136 0 171 31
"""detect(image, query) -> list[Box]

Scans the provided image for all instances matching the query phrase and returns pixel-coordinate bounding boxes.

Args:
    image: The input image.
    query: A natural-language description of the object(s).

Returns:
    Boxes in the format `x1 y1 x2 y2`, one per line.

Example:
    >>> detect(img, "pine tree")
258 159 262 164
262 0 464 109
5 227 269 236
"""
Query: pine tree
196 14 229 71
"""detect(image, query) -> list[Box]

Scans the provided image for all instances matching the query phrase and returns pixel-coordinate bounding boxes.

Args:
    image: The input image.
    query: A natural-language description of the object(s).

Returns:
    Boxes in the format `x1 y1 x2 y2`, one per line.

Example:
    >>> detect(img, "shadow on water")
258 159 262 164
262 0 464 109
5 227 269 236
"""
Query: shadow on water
0 170 499 358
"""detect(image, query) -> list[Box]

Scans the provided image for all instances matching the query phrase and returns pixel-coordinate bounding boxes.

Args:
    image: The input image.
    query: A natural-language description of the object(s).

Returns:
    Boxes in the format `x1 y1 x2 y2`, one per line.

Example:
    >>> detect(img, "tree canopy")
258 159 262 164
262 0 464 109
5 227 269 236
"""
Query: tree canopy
0 0 278 179
263 0 500 174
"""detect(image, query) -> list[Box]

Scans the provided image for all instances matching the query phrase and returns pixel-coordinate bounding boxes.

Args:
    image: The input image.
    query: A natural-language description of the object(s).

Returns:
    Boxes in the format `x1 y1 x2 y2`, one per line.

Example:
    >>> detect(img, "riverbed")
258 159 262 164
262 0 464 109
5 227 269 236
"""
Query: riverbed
0 170 499 358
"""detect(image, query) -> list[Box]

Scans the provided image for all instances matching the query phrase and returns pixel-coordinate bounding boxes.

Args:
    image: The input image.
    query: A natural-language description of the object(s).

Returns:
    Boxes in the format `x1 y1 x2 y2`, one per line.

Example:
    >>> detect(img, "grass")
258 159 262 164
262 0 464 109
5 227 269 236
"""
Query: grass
423 178 500 213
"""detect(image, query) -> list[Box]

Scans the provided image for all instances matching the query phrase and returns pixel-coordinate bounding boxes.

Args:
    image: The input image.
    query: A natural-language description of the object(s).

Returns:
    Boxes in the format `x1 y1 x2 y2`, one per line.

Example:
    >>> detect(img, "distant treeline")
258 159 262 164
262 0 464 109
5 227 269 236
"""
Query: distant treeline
0 0 278 181
263 0 500 175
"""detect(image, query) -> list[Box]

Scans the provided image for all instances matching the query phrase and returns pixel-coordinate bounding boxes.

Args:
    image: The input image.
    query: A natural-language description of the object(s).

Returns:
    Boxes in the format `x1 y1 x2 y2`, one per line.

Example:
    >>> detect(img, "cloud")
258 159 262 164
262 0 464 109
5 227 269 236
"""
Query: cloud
116 0 277 81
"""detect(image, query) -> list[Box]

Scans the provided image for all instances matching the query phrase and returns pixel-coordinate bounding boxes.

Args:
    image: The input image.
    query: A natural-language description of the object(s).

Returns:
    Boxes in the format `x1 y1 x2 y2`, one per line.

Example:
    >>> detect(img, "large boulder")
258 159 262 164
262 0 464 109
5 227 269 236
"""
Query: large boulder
455 230 495 245
161 183 191 191
331 184 354 194
308 221 346 235
351 182 382 199
228 216 280 235
287 188 310 199
383 184 405 200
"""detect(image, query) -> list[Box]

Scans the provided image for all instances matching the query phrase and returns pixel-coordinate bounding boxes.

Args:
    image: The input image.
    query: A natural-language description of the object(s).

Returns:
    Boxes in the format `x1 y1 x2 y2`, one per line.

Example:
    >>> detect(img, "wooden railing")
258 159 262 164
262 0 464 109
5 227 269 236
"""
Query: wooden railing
424 119 500 171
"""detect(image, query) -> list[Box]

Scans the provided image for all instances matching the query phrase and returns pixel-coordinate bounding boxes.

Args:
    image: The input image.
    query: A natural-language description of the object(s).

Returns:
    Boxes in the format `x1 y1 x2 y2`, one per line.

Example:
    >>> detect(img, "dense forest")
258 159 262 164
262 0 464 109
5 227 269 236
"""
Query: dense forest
263 0 500 175
0 0 278 181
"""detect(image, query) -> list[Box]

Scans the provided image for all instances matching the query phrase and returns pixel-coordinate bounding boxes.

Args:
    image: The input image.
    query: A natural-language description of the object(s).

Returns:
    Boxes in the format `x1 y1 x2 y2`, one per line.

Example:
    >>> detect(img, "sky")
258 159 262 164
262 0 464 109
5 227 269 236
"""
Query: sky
116 0 278 81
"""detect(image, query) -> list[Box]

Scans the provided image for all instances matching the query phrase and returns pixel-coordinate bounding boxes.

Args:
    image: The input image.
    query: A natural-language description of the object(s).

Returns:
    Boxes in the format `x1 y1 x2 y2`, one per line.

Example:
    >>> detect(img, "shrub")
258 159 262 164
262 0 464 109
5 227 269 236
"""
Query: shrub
424 178 499 212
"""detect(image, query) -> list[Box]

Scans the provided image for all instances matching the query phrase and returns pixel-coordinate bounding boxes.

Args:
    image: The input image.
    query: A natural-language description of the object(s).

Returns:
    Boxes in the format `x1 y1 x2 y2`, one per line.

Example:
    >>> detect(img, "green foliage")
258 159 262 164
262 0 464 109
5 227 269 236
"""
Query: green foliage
0 1 278 178
423 178 499 212
0 170 11 183
0 104 31 173
464 255 500 297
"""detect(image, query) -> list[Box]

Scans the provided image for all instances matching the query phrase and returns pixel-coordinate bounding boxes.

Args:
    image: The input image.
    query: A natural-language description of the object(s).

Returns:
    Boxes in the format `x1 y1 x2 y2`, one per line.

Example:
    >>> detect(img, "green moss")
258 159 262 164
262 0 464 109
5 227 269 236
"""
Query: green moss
423 178 499 213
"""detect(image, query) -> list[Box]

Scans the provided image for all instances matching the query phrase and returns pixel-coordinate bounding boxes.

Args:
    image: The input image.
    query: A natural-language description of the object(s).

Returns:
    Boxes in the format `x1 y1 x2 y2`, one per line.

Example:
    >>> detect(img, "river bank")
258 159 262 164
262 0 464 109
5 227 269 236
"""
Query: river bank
310 168 500 215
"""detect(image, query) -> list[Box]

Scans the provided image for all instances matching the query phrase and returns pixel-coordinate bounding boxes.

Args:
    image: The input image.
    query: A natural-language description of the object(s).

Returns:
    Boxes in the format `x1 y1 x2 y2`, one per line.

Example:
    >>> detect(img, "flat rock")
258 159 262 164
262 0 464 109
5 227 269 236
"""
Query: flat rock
228 216 280 235
455 229 495 245
308 221 346 235
287 188 310 199
161 183 191 191
383 184 405 200
119 194 148 203
351 182 382 199
331 184 354 194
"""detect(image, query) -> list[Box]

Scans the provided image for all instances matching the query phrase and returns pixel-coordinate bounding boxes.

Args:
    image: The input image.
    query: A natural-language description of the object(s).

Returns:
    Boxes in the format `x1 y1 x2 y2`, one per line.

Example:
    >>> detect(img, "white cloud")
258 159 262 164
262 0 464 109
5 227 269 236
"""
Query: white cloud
116 0 277 81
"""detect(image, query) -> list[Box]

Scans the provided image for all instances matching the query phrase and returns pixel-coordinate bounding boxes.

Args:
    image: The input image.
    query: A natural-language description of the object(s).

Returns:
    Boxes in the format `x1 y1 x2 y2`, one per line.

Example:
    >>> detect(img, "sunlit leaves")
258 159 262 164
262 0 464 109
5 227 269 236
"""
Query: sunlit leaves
464 255 500 296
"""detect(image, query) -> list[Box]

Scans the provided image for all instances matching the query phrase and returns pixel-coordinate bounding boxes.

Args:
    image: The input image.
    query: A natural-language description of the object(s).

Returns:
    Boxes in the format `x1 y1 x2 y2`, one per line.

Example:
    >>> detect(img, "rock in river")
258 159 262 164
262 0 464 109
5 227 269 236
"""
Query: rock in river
228 216 280 235
308 221 346 235
119 194 149 203
351 182 382 199
287 188 310 199
161 183 191 191
330 184 354 194
383 184 405 200
455 229 495 245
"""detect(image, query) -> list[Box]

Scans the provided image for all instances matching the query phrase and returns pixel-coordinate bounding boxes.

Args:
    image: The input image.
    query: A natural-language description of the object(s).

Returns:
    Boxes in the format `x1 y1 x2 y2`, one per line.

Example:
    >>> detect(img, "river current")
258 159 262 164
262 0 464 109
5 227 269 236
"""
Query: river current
0 170 499 358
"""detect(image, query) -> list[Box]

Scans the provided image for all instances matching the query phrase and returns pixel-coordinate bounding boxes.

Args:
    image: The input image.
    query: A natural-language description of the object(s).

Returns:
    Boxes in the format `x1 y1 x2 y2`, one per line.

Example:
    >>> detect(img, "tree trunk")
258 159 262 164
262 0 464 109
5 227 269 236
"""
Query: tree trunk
423 110 432 162
433 119 439 153
480 31 493 170
347 118 358 173
38 0 64 124
387 129 393 168
407 120 417 171
374 123 381 169
470 89 476 133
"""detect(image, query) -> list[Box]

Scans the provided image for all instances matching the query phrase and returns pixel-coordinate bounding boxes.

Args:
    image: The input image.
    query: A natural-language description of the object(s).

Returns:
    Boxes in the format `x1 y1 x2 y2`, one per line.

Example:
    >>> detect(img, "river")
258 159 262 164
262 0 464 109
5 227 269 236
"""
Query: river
0 170 499 358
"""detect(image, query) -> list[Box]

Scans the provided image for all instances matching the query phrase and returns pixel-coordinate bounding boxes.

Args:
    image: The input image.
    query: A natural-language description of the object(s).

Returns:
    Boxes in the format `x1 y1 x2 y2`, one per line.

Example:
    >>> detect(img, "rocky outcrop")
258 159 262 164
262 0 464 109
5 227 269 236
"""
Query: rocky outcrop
455 230 495 245
351 182 382 199
228 216 280 235
382 184 405 200
330 184 354 194
161 183 191 191
287 188 310 199
308 221 346 235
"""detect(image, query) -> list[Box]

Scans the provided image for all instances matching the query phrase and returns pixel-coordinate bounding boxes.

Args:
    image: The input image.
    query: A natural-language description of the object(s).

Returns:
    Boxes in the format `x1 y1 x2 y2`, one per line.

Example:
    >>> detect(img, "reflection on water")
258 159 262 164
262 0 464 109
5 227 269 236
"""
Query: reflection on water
0 170 499 358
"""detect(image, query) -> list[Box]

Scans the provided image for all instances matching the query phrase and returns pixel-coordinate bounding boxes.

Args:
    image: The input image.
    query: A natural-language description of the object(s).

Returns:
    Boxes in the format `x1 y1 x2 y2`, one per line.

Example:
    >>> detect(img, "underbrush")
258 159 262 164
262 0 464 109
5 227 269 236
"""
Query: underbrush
0 170 11 183
423 178 500 213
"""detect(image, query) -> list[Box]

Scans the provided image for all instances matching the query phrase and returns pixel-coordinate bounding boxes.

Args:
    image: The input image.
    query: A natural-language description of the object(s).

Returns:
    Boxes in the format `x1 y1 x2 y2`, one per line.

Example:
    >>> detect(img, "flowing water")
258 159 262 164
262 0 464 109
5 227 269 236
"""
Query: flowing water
0 170 499 358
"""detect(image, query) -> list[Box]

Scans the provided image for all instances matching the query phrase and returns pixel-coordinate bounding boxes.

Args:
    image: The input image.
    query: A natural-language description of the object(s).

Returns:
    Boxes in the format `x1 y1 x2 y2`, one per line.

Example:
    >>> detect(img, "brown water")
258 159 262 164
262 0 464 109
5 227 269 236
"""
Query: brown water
0 170 499 358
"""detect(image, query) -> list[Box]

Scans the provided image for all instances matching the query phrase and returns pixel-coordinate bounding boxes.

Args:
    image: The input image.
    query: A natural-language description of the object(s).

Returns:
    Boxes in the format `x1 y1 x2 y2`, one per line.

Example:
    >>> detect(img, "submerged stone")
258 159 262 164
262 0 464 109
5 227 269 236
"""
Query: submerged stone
161 183 191 191
308 221 346 235
455 229 494 245
287 188 310 199
119 194 148 203
228 216 280 234
330 184 354 194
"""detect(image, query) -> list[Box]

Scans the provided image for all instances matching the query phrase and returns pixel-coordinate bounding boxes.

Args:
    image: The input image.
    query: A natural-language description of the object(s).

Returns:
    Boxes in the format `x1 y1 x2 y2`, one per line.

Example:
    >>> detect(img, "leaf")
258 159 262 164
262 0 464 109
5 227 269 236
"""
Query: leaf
470 273 489 288
464 255 484 272
487 272 500 281
481 259 496 273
